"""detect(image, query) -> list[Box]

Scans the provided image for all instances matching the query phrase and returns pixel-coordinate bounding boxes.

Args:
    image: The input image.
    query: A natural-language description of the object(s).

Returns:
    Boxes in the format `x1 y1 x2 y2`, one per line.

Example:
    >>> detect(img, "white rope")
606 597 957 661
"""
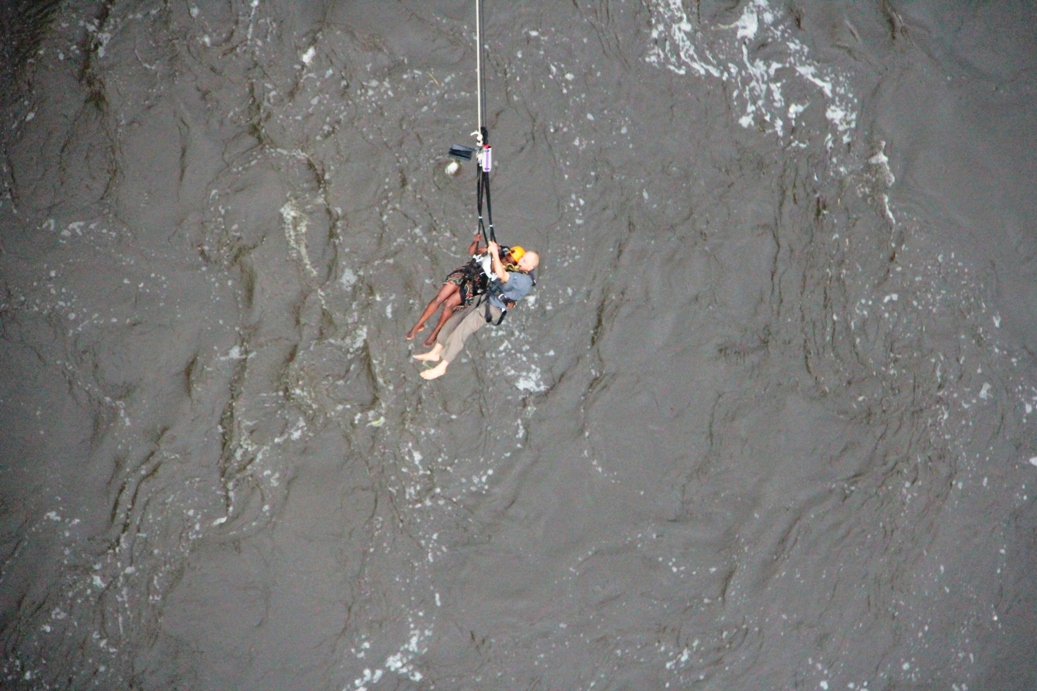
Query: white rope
475 0 486 143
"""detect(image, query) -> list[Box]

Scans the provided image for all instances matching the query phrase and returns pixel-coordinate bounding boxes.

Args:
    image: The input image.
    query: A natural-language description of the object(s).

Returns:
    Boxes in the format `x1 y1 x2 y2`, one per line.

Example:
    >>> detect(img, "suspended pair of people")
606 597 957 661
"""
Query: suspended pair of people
408 232 539 380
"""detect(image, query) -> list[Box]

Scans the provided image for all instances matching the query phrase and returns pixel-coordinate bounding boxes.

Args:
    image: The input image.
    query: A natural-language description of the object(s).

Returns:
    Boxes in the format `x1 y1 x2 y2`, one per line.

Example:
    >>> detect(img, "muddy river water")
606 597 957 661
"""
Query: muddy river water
2 0 1036 689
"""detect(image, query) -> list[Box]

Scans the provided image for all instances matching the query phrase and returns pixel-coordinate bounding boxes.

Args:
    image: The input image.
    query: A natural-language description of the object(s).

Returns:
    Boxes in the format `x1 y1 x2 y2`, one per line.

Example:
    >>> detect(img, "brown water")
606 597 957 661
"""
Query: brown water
2 1 1036 689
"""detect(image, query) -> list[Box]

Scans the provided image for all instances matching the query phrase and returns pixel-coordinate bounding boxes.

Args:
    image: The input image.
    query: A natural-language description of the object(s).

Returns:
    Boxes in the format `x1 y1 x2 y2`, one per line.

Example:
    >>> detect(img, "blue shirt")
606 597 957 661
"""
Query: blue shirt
488 271 534 309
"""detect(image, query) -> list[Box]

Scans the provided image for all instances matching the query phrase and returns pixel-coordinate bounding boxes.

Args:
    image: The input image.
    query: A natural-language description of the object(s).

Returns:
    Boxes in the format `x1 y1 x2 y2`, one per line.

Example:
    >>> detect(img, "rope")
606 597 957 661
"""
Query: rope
473 0 496 245
475 0 486 142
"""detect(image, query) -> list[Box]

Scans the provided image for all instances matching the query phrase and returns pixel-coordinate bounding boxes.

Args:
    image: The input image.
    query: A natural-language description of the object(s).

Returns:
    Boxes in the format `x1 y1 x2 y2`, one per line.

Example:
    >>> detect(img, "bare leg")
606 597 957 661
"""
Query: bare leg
413 343 444 362
406 283 460 340
423 292 463 346
420 361 448 380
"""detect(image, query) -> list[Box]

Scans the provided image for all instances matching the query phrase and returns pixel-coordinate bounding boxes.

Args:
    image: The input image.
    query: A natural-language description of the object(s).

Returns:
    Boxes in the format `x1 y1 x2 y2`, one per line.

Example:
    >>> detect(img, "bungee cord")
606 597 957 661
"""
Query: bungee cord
451 0 496 245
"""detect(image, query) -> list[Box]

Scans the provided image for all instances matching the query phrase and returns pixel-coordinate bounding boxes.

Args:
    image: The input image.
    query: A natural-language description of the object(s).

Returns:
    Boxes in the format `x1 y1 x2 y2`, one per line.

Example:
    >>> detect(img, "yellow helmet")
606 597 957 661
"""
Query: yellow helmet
508 246 526 261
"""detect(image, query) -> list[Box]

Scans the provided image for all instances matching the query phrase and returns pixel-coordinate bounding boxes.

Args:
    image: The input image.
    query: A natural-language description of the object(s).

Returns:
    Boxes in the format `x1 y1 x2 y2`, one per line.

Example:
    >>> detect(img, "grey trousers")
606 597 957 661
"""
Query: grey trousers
437 301 502 363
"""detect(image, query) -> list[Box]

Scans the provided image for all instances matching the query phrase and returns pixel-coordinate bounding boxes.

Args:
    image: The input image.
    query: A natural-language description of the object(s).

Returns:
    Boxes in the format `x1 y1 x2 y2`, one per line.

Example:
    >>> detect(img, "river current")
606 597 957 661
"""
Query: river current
1 1 1036 689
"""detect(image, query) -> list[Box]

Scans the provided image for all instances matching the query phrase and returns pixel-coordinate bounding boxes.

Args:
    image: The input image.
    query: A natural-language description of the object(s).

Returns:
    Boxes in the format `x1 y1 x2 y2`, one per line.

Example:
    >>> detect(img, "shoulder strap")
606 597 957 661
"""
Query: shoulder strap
482 295 507 325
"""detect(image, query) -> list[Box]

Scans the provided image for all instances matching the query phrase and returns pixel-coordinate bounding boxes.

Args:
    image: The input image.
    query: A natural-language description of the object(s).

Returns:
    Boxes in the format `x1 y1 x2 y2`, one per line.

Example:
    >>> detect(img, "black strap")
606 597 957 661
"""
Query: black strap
475 128 495 245
458 261 487 306
484 301 507 325
479 293 507 325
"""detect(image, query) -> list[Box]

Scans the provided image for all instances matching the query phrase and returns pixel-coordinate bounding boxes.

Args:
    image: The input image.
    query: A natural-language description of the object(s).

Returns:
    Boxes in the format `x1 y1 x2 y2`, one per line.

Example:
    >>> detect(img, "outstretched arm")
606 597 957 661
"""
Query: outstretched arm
467 232 484 256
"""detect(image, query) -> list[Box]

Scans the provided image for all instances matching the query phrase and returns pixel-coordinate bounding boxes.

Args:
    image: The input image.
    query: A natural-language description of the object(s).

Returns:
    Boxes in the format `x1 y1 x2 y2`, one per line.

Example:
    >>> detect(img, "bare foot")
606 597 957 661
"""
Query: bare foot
412 344 443 362
420 361 448 380
422 332 438 347
405 324 425 340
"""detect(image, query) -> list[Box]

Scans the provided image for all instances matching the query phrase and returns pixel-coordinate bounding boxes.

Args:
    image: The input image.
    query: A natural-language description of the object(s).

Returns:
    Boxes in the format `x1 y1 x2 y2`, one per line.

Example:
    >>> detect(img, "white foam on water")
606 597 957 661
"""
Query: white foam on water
218 345 247 361
646 0 721 77
869 142 896 186
281 199 318 278
647 0 859 155
363 624 430 685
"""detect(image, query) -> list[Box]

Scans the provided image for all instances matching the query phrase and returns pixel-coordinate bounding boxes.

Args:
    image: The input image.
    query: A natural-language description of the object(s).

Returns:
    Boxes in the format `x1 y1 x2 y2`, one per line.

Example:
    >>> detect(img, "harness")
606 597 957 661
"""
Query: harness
482 269 537 325
454 259 488 307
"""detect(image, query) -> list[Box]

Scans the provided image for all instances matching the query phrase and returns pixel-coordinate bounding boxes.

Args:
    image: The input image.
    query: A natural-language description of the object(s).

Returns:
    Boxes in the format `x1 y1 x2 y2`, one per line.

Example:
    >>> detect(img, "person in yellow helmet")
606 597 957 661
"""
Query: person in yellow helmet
405 234 525 346
414 240 539 380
